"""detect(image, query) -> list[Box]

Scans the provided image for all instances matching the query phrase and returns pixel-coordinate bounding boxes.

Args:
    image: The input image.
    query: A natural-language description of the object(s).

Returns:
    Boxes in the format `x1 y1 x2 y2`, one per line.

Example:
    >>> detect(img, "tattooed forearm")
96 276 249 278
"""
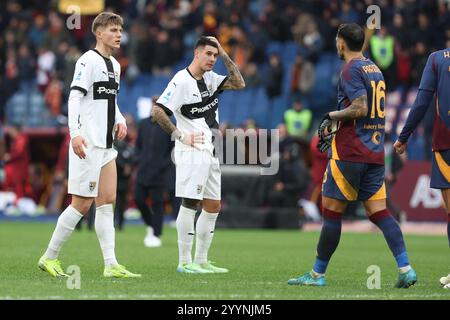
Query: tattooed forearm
152 105 178 136
330 95 368 121
221 52 245 90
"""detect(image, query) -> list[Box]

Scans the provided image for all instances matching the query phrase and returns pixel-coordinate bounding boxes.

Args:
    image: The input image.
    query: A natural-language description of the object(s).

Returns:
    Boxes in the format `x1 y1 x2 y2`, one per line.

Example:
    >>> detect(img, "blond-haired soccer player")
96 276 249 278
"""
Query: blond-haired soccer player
38 12 140 278
152 36 245 273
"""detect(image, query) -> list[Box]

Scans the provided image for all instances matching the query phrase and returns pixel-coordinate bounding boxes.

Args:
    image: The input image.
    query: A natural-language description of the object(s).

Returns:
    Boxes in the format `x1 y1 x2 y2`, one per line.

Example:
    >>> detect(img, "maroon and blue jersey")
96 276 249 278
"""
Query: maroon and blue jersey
398 49 450 189
402 49 450 151
330 58 385 165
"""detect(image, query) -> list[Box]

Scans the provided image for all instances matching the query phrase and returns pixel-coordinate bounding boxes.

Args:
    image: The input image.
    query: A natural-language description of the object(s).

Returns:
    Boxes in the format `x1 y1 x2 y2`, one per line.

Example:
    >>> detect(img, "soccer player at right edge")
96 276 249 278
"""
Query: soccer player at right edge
394 47 450 289
287 23 416 288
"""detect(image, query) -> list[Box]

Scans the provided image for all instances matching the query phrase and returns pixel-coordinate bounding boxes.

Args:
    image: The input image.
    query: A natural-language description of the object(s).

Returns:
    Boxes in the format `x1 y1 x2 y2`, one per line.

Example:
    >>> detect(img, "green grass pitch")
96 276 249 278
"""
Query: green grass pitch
0 221 449 300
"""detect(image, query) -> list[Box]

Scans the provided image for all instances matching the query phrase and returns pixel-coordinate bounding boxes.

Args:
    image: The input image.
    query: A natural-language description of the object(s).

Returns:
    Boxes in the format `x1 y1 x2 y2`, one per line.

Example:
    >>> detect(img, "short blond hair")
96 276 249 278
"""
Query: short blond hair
92 12 123 34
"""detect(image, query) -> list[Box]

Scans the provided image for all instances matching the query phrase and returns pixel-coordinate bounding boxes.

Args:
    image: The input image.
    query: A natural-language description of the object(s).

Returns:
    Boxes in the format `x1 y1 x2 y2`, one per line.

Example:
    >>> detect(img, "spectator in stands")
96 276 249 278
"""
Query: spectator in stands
42 11 71 53
28 14 47 48
62 45 81 98
292 13 324 61
134 97 175 247
410 41 428 86
44 77 63 116
290 55 315 100
414 13 438 50
36 45 56 93
369 26 395 89
202 1 219 35
17 43 36 92
247 22 268 64
265 53 283 99
153 29 176 76
131 22 155 74
4 125 31 199
242 62 261 88
284 100 312 139
339 0 360 24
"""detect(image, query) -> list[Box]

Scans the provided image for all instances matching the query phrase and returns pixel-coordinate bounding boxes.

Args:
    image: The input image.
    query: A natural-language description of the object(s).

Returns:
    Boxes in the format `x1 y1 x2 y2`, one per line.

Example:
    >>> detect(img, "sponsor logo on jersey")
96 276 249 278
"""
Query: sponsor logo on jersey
93 81 119 100
89 182 97 191
75 71 82 81
190 98 218 114
97 86 117 95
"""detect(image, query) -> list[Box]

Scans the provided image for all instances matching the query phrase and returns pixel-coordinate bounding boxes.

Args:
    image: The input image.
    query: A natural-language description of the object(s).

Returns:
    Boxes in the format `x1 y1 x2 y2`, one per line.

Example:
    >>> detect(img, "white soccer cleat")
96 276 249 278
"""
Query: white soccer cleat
144 235 162 247
439 274 450 286
444 283 450 289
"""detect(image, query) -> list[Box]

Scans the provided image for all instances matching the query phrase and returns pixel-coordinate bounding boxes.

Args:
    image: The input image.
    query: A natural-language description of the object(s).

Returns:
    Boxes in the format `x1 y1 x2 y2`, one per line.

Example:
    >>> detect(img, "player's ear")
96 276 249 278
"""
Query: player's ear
95 26 104 39
341 39 347 51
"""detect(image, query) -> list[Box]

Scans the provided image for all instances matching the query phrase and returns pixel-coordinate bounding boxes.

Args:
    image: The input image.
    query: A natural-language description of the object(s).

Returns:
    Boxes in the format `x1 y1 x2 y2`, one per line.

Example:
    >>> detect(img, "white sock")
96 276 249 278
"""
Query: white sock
176 206 196 265
399 265 412 274
95 204 118 268
194 210 218 264
311 270 325 278
44 205 83 259
146 226 154 237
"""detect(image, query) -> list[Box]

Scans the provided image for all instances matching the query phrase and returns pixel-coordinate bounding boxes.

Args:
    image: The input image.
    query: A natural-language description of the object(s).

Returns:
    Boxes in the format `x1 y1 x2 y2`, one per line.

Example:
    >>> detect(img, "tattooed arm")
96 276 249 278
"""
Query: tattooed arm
220 52 246 90
329 95 368 121
207 37 245 90
152 105 178 136
152 105 205 148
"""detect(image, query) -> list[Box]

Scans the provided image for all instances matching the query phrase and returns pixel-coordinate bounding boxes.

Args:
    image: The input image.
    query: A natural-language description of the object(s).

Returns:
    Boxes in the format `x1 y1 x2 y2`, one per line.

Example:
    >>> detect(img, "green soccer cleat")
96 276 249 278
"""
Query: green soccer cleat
287 272 325 286
103 264 142 278
176 263 213 274
38 256 69 278
199 261 229 273
394 268 417 288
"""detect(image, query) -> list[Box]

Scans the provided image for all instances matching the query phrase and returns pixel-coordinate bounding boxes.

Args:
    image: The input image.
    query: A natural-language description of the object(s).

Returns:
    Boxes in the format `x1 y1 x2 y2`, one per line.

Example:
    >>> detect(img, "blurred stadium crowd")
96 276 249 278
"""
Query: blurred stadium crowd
0 0 449 223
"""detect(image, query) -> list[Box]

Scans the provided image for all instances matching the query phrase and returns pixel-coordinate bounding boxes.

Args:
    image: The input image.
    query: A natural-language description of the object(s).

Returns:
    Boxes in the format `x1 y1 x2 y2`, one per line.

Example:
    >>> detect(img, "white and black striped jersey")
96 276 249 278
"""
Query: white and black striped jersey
156 68 227 154
70 49 125 148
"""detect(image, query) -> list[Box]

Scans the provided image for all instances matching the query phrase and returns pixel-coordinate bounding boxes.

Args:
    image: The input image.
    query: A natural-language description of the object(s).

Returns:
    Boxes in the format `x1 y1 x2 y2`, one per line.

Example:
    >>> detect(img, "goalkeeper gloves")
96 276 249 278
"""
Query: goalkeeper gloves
316 113 334 153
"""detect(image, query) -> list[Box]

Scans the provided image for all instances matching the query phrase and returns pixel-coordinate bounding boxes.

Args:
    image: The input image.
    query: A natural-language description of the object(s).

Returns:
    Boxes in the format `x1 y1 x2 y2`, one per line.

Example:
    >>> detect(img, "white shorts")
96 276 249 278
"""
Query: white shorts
174 150 221 200
68 142 118 197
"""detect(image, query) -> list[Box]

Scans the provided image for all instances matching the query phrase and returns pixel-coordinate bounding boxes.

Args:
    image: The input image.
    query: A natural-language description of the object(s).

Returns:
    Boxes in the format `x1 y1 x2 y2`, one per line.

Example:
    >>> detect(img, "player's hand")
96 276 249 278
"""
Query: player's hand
317 113 333 141
177 131 205 150
115 123 127 141
316 137 331 153
317 113 334 153
393 140 406 154
72 136 88 159
206 36 225 56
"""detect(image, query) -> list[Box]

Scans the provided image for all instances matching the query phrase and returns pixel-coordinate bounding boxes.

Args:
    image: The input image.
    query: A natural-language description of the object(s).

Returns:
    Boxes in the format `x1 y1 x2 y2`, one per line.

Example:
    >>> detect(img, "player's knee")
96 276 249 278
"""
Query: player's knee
203 201 221 213
72 202 92 215
182 198 199 210
97 194 116 206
